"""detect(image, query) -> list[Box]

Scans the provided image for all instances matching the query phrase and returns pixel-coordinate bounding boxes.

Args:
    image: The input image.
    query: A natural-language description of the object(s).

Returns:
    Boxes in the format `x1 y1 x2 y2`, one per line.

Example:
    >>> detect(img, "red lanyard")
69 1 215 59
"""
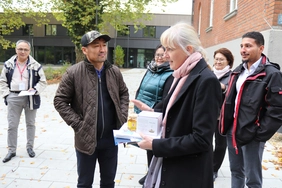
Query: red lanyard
16 61 27 81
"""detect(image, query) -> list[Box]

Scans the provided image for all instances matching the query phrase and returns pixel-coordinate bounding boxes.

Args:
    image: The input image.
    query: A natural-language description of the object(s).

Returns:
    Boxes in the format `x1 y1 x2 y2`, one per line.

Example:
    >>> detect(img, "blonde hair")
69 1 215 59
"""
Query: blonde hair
160 22 207 61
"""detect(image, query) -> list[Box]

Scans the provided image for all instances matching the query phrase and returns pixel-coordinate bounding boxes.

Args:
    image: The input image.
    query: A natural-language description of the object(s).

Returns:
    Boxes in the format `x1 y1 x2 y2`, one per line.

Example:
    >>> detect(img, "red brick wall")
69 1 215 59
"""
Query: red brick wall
192 0 281 48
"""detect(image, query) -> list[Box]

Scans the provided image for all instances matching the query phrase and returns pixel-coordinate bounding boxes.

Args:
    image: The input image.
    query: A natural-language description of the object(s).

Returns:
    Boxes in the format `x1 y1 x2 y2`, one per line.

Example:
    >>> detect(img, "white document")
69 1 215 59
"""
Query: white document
18 90 36 96
114 123 142 140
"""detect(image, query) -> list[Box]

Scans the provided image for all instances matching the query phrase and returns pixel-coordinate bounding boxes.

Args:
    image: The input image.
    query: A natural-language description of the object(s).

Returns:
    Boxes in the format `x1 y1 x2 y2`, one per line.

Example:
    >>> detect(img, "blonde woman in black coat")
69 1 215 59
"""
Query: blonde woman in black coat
132 22 221 188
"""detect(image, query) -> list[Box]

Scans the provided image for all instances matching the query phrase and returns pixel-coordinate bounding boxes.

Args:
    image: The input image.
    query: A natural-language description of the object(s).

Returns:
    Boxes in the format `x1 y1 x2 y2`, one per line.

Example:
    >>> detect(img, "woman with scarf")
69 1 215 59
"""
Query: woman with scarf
132 22 221 188
134 44 173 185
212 48 233 181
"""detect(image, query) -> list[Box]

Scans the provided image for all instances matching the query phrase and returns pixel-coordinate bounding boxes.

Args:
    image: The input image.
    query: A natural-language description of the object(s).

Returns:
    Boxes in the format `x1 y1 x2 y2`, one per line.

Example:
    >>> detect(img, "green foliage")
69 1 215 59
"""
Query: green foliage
0 0 50 49
51 0 178 49
113 45 125 67
0 63 70 83
44 63 71 81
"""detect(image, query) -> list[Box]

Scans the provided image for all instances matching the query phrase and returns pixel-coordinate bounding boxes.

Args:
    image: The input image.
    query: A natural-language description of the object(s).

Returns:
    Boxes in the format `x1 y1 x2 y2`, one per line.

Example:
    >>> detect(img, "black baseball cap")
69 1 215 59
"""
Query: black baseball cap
81 30 111 47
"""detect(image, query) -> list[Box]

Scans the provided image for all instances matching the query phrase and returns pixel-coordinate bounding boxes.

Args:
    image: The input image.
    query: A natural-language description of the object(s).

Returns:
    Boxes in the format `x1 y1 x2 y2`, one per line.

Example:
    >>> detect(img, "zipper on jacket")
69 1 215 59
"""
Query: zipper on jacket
28 68 34 110
220 74 235 134
231 72 266 154
98 75 105 139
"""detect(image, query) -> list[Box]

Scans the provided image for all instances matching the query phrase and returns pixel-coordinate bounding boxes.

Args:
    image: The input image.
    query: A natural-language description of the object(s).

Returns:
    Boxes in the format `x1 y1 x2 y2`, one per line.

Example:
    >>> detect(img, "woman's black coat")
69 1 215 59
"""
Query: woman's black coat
152 59 222 188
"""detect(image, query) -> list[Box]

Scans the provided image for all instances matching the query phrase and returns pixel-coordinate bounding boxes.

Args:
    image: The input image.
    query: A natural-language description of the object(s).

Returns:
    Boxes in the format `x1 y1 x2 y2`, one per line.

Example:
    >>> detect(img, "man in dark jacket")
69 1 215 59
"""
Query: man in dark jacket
0 40 47 163
219 31 282 188
53 30 129 188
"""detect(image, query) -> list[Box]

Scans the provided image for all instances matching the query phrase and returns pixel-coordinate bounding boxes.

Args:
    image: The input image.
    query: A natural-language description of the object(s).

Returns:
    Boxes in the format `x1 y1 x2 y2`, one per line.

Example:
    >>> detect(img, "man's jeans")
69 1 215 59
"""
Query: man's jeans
76 139 118 188
227 129 265 188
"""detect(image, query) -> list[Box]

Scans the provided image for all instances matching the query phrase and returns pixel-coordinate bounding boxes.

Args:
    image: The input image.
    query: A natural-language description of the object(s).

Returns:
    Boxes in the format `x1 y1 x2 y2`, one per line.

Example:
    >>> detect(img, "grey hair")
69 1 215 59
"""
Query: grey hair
15 40 31 49
160 22 207 61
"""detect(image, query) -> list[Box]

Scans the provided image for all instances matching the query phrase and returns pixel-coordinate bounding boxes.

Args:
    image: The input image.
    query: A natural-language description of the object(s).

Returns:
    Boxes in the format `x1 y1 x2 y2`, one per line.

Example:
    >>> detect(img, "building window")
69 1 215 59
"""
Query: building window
205 0 214 33
224 0 238 21
45 25 57 36
23 24 33 36
230 0 238 12
209 0 214 27
198 5 202 36
143 26 156 38
0 25 7 35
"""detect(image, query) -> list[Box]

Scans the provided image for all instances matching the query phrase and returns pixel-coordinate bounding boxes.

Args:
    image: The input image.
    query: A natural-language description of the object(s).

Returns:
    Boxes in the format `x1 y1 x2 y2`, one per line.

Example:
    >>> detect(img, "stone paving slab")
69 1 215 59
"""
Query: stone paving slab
0 68 281 188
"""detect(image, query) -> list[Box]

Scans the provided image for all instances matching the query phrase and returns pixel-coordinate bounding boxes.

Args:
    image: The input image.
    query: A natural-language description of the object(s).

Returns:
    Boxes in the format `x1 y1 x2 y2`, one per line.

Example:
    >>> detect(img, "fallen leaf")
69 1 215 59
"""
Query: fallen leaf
262 165 268 170
127 175 134 180
40 166 49 169
272 173 279 177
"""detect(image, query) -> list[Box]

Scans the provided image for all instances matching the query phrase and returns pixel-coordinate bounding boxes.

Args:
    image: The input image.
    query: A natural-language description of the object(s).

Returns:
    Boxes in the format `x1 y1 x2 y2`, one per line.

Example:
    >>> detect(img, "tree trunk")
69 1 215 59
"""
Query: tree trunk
75 46 84 63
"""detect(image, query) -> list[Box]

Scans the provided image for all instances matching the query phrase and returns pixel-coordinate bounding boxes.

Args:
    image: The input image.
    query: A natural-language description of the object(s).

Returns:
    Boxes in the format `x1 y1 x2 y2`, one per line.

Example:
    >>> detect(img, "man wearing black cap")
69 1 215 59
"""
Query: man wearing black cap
54 30 129 188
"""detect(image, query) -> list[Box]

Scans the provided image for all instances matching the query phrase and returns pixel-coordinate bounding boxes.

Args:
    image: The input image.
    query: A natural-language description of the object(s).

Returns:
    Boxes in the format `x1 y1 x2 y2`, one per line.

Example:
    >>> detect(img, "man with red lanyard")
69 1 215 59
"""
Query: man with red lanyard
0 40 47 163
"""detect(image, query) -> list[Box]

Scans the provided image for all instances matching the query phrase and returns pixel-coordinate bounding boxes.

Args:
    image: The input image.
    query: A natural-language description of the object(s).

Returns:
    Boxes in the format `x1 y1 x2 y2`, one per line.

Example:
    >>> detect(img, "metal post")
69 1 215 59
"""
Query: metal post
127 26 129 68
95 0 98 28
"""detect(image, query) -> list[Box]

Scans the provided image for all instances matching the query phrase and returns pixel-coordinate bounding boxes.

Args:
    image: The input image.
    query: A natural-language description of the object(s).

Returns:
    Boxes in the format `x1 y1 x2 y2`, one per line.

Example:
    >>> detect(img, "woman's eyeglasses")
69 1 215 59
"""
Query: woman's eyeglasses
155 54 164 58
214 58 226 62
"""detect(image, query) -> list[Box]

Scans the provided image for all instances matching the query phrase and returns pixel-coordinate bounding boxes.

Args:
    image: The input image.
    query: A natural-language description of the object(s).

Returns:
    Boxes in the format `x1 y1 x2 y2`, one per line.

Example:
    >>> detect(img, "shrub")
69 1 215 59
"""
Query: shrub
113 45 125 67
0 63 71 84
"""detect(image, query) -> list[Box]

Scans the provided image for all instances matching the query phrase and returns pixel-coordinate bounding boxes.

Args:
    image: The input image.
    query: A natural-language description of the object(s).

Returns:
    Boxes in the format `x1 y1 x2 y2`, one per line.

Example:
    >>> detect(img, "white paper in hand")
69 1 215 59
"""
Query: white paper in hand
18 90 36 96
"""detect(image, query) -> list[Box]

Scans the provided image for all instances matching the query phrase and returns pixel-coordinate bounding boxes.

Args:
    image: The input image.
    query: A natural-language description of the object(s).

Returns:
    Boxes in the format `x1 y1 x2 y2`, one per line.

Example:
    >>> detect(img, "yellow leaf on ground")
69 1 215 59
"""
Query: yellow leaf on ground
262 165 268 170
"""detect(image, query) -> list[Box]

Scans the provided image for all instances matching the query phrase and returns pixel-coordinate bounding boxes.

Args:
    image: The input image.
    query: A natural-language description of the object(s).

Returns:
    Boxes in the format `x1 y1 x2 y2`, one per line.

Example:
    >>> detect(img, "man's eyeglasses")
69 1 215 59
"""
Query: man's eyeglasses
16 48 30 52
155 54 164 58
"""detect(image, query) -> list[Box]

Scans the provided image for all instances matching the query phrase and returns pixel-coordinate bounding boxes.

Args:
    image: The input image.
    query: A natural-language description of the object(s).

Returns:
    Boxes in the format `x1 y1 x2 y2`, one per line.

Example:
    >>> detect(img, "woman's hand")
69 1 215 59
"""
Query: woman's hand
220 83 226 90
131 99 153 112
138 133 153 150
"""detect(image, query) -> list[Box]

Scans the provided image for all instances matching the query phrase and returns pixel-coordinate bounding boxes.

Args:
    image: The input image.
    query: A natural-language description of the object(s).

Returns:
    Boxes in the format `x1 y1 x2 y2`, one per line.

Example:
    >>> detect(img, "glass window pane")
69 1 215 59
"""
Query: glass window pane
34 46 45 64
143 26 156 38
45 25 57 36
23 24 33 36
52 25 57 35
45 46 55 64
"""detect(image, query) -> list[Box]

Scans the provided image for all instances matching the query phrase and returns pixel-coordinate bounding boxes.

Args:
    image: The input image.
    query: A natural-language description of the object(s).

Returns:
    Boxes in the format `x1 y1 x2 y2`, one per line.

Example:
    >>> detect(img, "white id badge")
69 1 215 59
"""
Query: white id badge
19 82 26 90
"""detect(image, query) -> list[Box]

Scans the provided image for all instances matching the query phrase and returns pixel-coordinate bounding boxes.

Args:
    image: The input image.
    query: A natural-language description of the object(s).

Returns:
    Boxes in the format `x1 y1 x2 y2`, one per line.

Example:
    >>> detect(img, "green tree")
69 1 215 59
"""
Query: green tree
0 0 50 49
113 45 124 67
51 0 177 63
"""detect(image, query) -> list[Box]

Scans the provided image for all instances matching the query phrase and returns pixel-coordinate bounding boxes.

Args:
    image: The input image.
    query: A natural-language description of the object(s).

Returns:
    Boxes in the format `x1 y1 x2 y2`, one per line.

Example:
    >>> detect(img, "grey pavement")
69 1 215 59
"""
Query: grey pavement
0 68 281 188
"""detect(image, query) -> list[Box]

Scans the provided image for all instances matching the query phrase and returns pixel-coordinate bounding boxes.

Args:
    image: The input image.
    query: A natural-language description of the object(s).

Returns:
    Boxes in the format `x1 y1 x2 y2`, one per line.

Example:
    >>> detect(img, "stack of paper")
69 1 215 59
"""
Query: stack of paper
113 123 142 145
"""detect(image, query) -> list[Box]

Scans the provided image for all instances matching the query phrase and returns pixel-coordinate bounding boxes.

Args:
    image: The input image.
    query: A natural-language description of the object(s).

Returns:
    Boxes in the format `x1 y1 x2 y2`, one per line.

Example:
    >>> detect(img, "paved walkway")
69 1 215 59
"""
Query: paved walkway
0 68 281 188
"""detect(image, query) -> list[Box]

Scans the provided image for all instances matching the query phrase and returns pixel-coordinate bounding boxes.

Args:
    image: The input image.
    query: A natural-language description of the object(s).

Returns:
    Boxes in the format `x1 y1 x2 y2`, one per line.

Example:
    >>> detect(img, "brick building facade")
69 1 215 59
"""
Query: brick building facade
192 0 282 67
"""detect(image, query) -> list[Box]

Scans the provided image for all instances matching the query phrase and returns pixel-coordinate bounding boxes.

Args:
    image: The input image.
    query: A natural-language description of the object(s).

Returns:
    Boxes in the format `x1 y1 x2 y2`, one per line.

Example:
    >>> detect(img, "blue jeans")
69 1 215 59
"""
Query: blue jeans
76 138 118 188
227 129 265 188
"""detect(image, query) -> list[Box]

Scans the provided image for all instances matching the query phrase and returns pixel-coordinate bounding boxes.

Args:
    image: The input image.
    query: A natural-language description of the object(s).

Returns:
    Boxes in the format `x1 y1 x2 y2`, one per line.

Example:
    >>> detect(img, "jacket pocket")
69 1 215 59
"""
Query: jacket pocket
236 122 259 146
267 86 282 105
